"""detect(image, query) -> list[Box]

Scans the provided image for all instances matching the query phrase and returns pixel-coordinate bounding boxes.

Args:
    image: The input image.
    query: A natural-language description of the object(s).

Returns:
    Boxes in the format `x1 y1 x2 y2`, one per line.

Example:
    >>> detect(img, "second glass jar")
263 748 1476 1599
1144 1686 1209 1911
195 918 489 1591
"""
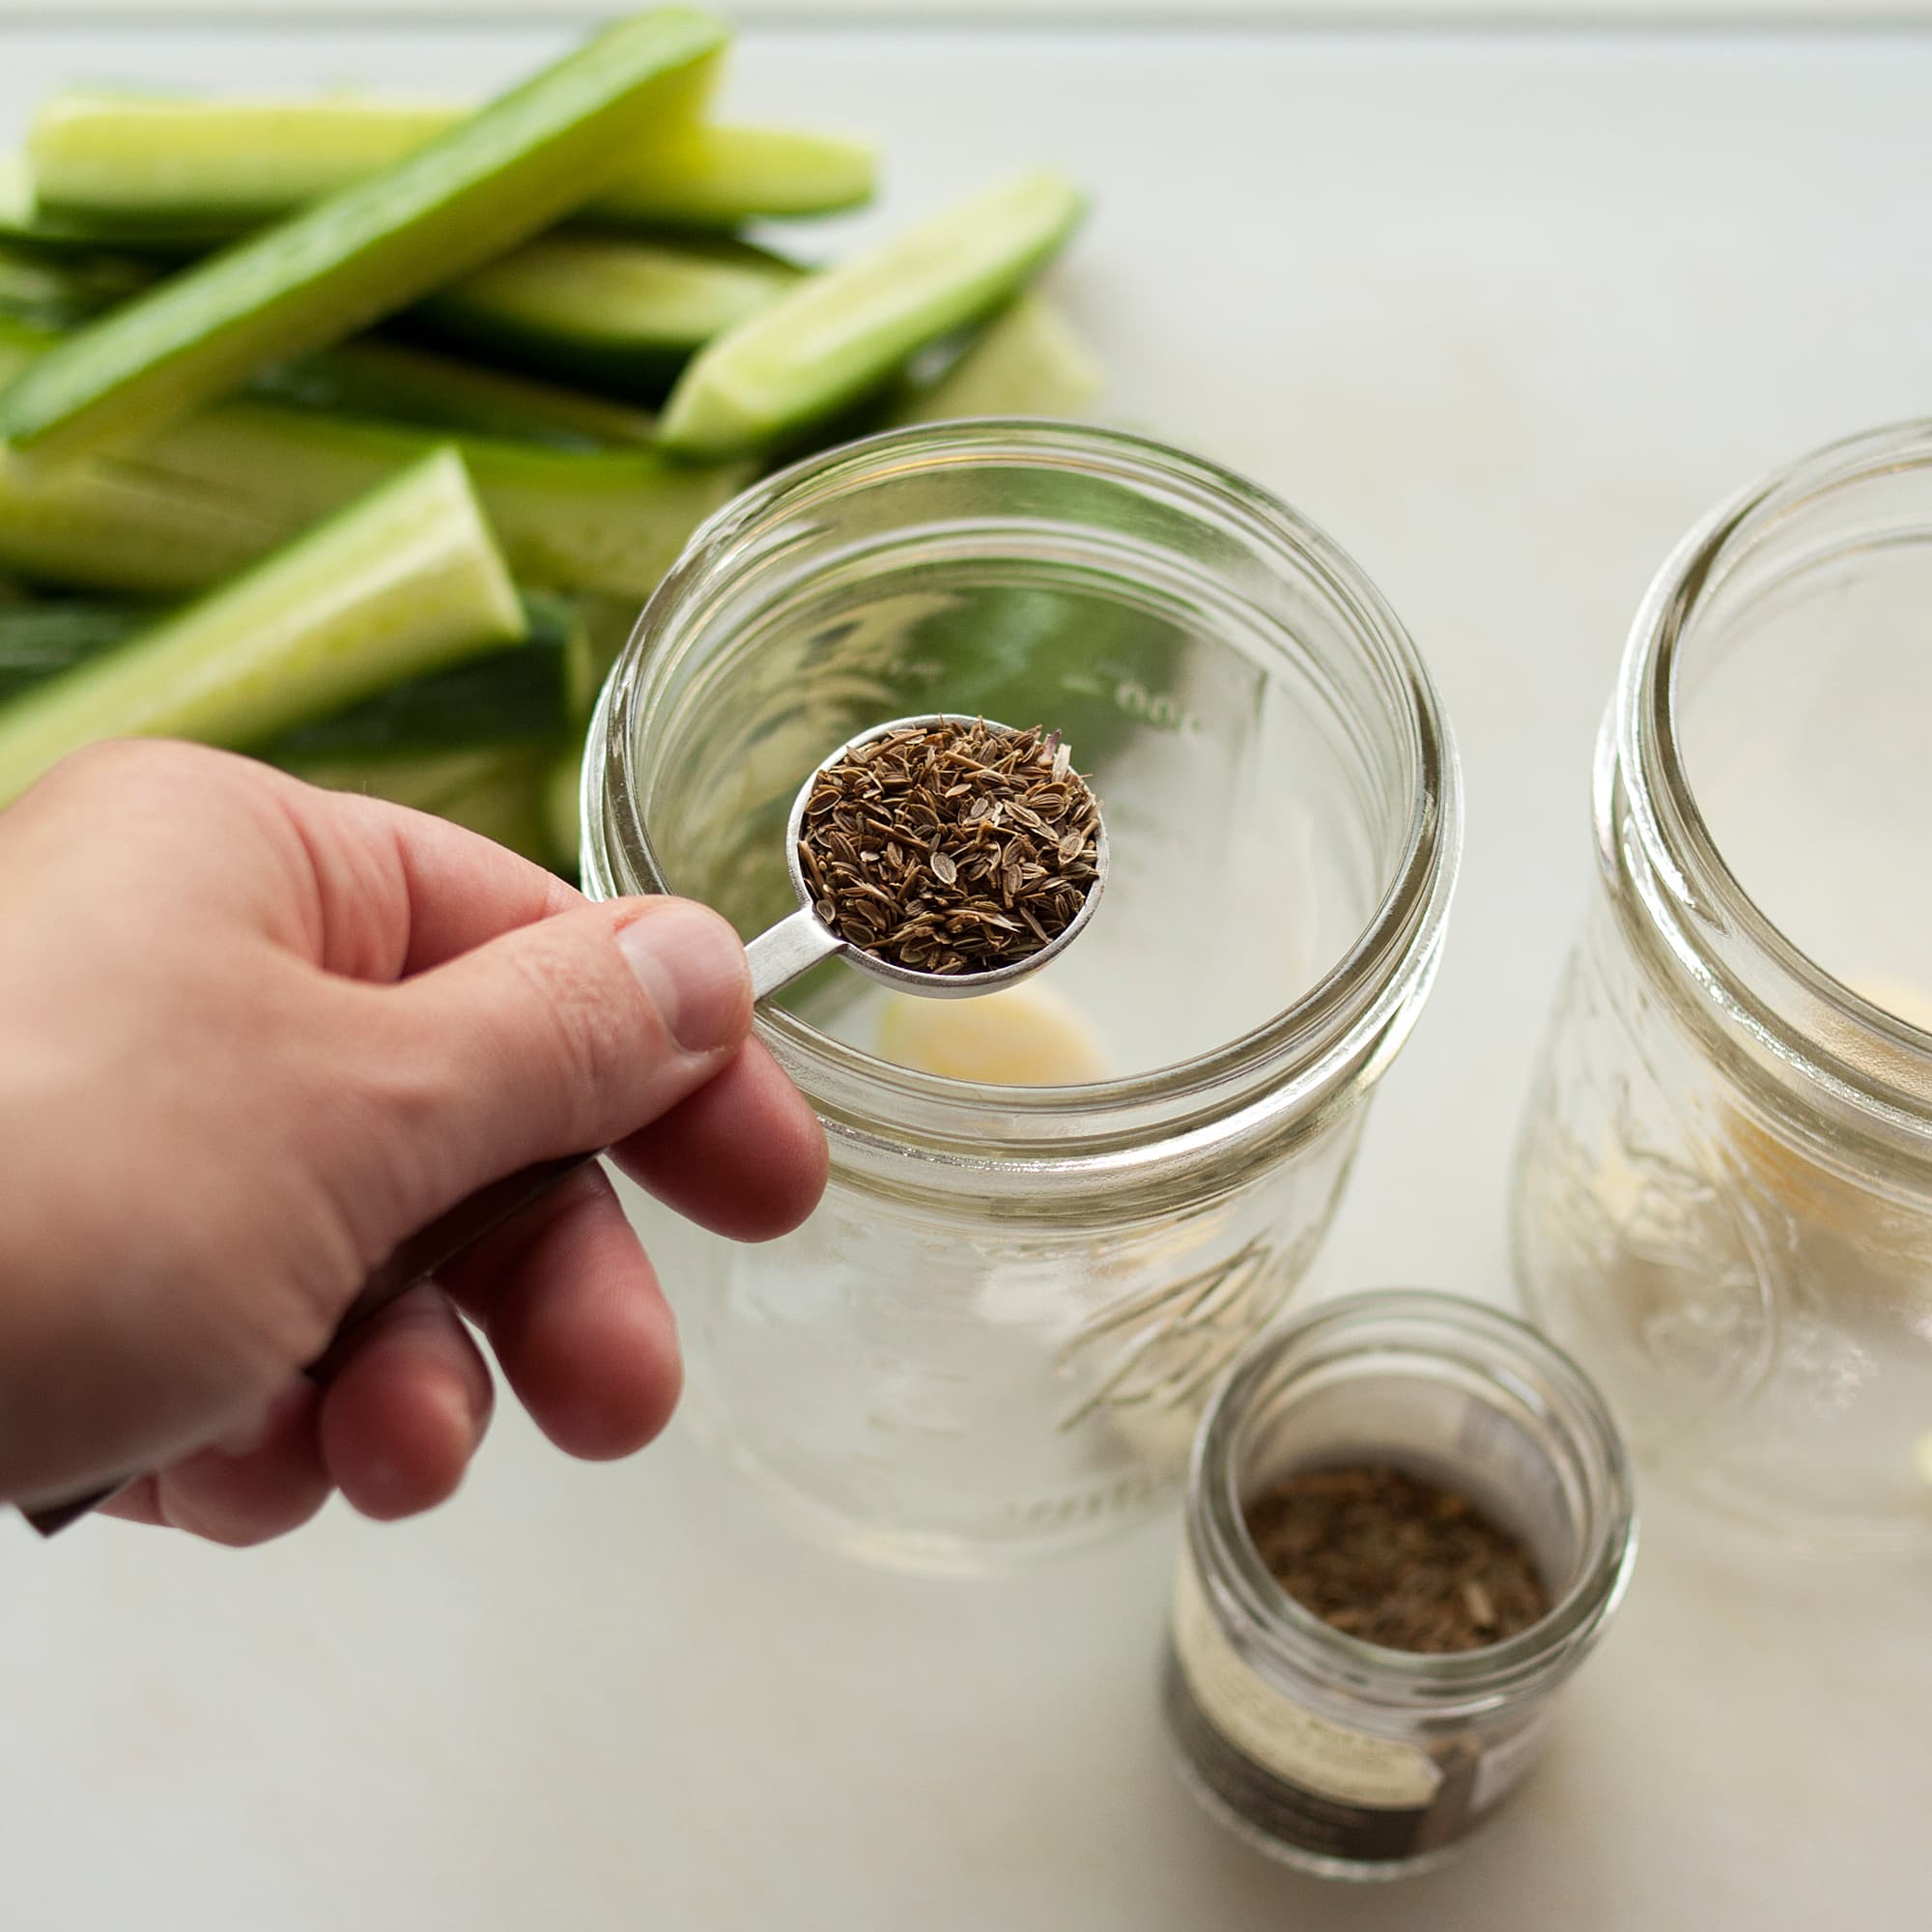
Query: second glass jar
1513 420 1932 1553
584 421 1461 1572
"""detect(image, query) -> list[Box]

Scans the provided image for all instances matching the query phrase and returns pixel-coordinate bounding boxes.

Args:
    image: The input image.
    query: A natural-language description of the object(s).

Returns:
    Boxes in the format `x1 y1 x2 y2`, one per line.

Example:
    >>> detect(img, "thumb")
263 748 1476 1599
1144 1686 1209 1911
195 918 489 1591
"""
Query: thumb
362 895 753 1205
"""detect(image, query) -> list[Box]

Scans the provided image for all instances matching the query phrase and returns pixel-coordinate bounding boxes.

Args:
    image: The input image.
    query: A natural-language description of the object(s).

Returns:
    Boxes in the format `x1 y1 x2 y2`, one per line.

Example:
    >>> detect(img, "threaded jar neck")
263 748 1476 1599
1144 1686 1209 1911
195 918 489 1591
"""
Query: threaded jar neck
584 421 1460 1208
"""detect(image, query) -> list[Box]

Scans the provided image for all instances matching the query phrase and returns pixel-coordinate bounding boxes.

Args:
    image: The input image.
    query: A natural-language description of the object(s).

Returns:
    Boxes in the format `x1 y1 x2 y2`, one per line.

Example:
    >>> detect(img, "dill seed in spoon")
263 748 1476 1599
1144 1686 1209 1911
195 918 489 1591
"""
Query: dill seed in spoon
799 718 1101 975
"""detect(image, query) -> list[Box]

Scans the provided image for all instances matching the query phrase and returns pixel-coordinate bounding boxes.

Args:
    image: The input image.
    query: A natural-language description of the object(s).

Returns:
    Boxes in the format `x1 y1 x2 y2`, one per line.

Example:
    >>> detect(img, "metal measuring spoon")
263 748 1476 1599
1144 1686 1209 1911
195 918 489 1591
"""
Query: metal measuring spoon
747 712 1109 1004
22 714 1106 1536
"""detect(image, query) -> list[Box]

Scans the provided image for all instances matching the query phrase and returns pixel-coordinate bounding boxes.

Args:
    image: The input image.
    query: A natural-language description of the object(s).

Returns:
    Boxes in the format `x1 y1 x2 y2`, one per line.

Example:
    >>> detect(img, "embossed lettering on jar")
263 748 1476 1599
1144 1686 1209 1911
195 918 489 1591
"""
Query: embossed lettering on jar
1513 420 1932 1552
583 421 1461 1573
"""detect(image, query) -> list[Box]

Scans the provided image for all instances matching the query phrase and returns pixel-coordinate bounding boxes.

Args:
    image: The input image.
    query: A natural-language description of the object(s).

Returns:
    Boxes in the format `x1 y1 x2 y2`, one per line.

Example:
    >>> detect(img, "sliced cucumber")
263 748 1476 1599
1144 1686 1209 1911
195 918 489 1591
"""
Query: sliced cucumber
0 312 743 598
0 442 285 595
0 447 524 805
412 231 801 400
281 742 561 867
544 741 585 875
585 123 874 229
256 590 579 760
0 155 235 260
29 96 872 234
0 10 725 462
0 587 575 744
658 170 1085 458
0 597 146 699
0 197 774 424
886 293 1102 427
0 313 288 590
28 97 462 230
0 242 153 329
0 462 279 595
147 401 747 598
0 282 670 445
252 337 661 448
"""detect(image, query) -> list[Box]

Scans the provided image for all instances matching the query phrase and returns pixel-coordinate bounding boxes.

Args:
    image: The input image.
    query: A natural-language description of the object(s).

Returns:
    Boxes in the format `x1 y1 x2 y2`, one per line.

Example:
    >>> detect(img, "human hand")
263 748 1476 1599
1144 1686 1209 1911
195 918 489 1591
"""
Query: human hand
0 741 827 1543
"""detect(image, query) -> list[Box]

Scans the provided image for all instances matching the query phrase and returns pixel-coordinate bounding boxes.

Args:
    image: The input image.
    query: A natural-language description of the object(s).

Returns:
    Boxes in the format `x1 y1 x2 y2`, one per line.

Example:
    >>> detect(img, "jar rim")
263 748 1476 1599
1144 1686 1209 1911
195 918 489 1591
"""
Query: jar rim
1610 417 1932 1137
1187 1290 1637 1725
587 419 1462 1171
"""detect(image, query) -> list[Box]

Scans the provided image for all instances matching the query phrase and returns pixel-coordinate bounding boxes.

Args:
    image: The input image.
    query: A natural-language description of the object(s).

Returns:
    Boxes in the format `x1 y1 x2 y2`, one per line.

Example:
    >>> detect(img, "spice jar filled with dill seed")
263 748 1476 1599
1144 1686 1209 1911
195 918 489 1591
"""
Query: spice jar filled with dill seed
582 421 1462 1574
1166 1292 1635 1879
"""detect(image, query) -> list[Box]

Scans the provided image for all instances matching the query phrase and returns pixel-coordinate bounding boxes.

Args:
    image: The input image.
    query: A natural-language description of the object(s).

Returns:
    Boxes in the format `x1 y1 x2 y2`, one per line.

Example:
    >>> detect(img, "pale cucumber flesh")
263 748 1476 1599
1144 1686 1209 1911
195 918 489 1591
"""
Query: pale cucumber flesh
886 294 1102 428
143 401 747 598
0 9 725 462
0 446 524 805
658 169 1086 458
0 262 668 444
0 587 576 748
412 231 800 396
425 232 799 352
28 99 874 233
0 313 743 599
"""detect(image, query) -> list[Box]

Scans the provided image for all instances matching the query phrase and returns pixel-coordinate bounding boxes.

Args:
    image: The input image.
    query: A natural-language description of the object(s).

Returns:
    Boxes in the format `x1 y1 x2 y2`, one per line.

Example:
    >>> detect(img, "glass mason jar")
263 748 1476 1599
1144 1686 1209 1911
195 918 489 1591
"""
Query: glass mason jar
1514 421 1932 1553
1164 1292 1635 1881
583 421 1461 1573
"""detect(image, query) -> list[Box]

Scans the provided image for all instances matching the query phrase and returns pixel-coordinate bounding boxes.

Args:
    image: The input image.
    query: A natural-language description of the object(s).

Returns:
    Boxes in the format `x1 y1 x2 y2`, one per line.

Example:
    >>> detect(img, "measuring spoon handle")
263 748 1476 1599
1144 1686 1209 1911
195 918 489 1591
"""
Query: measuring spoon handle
747 906 841 1001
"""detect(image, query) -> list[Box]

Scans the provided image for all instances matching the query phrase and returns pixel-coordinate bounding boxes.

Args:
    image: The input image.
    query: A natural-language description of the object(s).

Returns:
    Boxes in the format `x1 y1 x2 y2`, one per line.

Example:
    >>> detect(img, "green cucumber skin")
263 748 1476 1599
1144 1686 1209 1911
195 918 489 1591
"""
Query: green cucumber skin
147 400 748 598
409 232 801 402
543 742 585 876
0 242 154 329
0 283 670 444
0 588 577 751
252 338 662 449
0 314 743 599
257 591 579 760
886 293 1102 428
586 124 875 229
0 438 285 595
280 741 562 867
0 10 726 462
659 169 1087 459
0 226 756 431
0 447 525 805
0 597 146 699
27 102 874 234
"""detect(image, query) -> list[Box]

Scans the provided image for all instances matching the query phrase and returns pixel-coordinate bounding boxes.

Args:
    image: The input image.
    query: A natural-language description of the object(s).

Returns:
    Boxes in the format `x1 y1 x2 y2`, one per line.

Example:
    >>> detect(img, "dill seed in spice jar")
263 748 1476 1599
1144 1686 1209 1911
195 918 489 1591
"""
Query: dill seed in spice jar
1244 1465 1550 1654
797 717 1101 977
1165 1293 1636 1878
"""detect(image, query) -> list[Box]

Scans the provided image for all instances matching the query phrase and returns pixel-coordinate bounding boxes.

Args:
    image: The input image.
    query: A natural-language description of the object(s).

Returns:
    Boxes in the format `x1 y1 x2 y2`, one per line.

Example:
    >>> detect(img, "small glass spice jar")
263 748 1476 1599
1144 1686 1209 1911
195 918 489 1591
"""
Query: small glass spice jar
583 421 1461 1573
1165 1291 1636 1879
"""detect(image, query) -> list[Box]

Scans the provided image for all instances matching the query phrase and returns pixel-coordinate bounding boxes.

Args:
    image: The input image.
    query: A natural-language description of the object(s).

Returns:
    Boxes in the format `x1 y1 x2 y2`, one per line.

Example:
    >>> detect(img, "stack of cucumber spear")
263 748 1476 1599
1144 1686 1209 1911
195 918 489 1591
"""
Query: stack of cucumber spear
0 8 1097 872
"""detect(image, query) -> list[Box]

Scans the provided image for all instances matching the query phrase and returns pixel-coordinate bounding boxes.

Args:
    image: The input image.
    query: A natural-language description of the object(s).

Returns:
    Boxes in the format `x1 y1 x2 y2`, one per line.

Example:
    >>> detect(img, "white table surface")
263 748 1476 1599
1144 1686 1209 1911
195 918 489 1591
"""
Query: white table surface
4 18 1932 1930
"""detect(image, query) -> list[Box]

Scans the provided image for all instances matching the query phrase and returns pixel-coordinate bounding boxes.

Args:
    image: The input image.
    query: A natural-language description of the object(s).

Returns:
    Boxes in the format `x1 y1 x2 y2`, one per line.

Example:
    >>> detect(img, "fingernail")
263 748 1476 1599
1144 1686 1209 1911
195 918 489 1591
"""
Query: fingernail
616 899 748 1054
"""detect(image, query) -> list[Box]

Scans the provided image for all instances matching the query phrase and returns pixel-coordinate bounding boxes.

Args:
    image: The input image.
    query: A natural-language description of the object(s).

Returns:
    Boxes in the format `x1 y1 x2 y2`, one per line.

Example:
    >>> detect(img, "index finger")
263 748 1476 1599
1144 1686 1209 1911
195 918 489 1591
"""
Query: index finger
281 778 585 980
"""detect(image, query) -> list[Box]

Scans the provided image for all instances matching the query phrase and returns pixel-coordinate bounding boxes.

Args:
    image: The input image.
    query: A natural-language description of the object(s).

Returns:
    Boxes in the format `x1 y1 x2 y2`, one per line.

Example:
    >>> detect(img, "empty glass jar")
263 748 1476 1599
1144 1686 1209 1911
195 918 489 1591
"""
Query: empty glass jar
1514 420 1932 1553
584 421 1461 1572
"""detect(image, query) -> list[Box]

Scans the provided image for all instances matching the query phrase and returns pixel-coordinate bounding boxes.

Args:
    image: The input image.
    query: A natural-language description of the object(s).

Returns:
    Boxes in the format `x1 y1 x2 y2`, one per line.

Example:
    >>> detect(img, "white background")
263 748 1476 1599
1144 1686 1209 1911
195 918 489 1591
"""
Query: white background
3 15 1932 1931
6 3 1932 18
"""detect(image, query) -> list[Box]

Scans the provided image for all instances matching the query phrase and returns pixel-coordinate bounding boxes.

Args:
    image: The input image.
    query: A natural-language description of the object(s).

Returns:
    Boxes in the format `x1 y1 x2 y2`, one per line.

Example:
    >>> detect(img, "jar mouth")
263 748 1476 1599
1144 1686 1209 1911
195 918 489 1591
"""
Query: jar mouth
1612 418 1932 1137
1189 1292 1637 1723
586 420 1462 1167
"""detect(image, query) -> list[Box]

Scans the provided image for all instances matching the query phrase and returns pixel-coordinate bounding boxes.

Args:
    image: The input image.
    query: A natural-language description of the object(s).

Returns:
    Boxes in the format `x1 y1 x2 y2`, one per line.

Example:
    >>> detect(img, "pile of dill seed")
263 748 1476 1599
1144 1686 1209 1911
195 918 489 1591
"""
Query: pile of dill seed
798 718 1101 976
